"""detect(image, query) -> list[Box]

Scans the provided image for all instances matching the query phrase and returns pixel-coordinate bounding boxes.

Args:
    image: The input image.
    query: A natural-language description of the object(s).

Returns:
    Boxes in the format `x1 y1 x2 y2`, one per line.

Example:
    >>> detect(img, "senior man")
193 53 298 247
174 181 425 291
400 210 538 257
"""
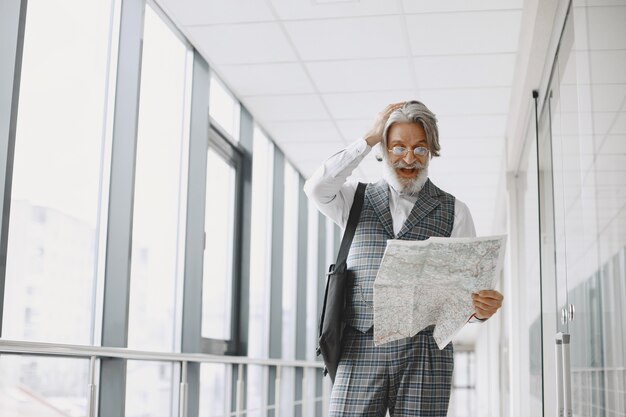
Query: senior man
304 101 503 416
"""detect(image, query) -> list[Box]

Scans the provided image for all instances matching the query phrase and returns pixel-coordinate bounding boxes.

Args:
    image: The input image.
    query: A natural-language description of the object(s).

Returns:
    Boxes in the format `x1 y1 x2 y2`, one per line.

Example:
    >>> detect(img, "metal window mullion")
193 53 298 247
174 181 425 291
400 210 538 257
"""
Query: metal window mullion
229 107 253 414
236 106 253 357
98 1 145 417
268 149 285 417
170 43 195 417
0 0 27 336
315 213 326 417
294 177 308 417
180 50 211 417
238 106 254 155
205 127 243 356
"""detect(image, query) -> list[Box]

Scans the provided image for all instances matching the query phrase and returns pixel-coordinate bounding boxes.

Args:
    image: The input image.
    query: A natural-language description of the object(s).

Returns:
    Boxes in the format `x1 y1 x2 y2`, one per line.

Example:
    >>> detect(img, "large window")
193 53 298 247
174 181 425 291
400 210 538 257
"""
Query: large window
127 4 191 352
2 0 116 345
125 5 191 417
1 1 330 416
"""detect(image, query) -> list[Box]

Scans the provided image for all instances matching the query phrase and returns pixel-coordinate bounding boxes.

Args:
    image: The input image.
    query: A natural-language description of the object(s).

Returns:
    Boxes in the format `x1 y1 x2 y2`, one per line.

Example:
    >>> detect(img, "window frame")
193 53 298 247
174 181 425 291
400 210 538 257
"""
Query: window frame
200 125 245 356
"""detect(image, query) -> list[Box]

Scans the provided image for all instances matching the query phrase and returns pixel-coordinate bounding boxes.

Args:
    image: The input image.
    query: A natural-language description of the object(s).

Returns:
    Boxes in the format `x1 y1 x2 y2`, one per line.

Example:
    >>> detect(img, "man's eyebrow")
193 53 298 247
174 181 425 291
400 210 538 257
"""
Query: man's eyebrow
389 142 428 147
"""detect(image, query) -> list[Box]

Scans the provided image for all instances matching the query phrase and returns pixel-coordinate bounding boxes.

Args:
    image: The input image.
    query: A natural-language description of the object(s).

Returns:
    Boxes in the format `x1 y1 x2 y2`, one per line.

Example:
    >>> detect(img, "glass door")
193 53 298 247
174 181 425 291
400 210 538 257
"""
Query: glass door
536 78 564 417
536 7 575 417
537 1 626 415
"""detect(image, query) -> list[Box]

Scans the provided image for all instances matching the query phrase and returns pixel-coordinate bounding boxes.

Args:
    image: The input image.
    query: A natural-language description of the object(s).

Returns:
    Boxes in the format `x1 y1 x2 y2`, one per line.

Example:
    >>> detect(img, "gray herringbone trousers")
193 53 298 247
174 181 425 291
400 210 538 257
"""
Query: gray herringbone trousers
329 326 454 417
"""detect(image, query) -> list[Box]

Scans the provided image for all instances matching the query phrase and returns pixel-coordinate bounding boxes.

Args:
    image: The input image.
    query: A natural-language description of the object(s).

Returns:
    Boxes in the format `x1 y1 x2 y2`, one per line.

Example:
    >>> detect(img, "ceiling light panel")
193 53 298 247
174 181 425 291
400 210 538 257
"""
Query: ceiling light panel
323 91 415 119
401 0 522 14
413 54 516 89
419 87 512 116
188 22 297 65
405 10 522 55
283 16 406 61
219 63 315 96
270 0 399 20
242 94 329 121
264 120 344 143
163 0 275 26
306 58 414 93
437 114 507 138
280 141 346 159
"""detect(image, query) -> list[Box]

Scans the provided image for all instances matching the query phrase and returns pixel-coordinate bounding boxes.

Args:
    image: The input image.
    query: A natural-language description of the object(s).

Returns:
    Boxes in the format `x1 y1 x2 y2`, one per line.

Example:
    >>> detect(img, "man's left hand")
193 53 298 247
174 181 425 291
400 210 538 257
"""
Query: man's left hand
472 290 504 320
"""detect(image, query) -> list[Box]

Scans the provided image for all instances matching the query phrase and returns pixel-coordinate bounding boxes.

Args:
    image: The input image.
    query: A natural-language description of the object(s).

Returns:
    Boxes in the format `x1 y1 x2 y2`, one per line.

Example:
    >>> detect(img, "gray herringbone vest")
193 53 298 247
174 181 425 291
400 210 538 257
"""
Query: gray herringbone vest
345 178 455 333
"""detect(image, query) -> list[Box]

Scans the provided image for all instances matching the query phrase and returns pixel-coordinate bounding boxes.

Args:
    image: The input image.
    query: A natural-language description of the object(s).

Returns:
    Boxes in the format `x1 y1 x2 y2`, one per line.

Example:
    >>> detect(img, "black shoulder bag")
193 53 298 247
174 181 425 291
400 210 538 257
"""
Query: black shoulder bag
316 182 367 383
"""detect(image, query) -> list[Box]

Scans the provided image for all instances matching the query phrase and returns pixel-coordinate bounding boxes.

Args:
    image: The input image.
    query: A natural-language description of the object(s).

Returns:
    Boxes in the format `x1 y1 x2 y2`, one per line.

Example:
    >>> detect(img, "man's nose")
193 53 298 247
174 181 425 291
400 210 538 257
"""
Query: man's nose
403 151 416 164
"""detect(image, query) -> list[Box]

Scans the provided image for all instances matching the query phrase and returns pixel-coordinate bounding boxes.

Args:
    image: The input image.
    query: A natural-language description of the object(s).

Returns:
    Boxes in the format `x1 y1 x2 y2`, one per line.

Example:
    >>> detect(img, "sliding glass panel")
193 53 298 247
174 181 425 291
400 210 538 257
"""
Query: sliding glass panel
202 149 237 340
523 129 543 416
537 3 626 416
565 3 626 415
2 0 116 344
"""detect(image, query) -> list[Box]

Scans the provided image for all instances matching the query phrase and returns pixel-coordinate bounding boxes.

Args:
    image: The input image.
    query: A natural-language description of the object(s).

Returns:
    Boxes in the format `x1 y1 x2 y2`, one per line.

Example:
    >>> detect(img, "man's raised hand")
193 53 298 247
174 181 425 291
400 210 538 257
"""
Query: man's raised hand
364 102 405 147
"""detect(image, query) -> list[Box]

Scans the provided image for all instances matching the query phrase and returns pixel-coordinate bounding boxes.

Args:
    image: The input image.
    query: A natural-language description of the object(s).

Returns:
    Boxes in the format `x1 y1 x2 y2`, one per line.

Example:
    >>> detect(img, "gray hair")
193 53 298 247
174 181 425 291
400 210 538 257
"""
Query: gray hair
382 100 440 157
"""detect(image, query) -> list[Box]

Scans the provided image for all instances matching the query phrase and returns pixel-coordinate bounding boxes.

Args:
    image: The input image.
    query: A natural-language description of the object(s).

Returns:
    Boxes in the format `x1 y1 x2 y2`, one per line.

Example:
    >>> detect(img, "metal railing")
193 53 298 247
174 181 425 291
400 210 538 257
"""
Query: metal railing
0 338 328 417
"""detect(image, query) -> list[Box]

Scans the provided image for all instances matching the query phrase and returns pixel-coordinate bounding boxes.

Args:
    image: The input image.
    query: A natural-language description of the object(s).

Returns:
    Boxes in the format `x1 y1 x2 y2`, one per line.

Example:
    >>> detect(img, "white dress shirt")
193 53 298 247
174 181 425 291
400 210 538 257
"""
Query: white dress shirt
304 139 477 238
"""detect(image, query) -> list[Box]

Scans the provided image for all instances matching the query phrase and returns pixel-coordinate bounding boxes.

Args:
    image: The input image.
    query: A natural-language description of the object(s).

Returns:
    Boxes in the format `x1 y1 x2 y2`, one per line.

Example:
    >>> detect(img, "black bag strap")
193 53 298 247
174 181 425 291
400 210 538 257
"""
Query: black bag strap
334 182 367 266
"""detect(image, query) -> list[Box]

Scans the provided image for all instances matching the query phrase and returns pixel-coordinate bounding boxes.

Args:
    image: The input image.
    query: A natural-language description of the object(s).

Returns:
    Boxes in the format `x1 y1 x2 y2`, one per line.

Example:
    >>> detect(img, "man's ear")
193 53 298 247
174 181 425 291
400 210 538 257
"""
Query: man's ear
374 143 383 161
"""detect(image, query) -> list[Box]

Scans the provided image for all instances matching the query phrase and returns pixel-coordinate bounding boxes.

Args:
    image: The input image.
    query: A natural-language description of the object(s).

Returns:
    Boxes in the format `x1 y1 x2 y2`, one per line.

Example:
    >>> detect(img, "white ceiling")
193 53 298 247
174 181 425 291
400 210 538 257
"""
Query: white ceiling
156 0 526 239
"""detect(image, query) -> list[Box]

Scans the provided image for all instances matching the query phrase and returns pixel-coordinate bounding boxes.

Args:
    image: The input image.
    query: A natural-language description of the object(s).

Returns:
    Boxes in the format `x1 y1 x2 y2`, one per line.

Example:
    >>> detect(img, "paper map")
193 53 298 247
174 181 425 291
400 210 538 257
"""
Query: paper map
373 235 506 349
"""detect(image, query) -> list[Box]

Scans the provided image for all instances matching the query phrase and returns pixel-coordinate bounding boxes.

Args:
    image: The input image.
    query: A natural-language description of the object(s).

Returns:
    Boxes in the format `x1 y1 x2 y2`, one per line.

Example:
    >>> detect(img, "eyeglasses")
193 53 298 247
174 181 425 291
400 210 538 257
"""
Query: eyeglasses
387 146 429 157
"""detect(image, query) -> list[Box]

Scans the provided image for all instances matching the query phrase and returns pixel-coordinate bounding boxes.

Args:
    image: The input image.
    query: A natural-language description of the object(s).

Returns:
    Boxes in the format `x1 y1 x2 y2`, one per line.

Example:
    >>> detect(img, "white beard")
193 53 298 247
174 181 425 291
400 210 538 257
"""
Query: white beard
382 158 429 195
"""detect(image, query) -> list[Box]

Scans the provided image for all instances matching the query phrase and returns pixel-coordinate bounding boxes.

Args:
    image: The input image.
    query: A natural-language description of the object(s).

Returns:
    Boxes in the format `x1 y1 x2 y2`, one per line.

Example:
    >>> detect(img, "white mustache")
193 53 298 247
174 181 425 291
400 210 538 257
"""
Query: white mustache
392 161 426 169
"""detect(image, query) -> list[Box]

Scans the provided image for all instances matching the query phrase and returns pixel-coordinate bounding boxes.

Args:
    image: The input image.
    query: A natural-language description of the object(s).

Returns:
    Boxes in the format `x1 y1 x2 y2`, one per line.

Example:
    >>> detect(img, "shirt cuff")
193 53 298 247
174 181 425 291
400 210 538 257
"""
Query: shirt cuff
468 313 487 323
352 137 371 154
